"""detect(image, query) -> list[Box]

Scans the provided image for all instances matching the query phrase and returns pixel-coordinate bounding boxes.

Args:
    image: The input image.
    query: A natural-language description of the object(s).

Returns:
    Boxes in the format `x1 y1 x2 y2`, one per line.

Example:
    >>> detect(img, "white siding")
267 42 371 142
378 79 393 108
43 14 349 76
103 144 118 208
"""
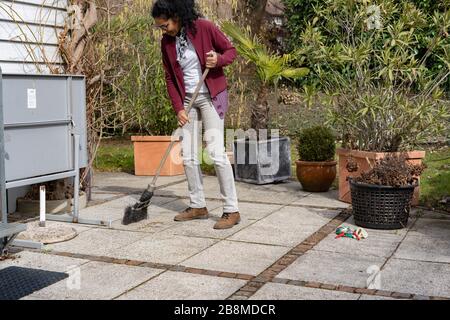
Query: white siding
0 0 68 74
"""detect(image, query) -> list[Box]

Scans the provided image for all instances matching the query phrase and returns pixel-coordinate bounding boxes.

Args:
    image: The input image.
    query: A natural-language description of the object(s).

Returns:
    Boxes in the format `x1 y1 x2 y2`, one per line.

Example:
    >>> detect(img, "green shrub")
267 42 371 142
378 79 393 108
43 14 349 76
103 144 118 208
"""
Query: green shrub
293 0 450 151
282 0 450 93
296 126 335 161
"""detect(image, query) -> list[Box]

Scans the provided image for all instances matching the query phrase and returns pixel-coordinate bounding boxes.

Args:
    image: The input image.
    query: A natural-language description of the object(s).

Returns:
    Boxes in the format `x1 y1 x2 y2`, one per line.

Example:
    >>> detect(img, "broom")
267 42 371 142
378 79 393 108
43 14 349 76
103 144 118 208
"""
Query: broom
122 68 210 225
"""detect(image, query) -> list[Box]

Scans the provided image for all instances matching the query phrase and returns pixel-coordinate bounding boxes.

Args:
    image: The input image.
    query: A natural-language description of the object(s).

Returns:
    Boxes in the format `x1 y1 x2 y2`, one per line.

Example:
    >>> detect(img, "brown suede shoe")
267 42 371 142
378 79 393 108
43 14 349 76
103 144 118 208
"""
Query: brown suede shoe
174 207 209 221
213 212 241 229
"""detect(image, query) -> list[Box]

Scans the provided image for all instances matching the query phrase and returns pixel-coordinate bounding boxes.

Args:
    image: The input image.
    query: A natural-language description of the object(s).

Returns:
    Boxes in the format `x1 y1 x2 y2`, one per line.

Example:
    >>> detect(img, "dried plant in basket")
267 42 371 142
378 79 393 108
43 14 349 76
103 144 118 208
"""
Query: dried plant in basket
352 155 427 187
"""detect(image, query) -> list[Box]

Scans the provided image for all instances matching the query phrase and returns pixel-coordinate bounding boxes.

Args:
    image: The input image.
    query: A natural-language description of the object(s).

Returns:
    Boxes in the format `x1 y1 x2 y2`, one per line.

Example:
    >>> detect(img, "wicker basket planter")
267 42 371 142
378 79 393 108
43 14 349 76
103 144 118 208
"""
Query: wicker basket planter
337 149 425 205
349 179 415 230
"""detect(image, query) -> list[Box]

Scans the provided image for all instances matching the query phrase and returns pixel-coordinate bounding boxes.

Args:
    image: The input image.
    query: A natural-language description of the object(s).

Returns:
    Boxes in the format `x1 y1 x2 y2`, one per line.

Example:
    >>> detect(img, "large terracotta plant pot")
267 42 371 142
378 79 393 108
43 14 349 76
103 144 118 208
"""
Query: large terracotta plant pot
337 148 425 205
296 160 337 192
131 136 184 176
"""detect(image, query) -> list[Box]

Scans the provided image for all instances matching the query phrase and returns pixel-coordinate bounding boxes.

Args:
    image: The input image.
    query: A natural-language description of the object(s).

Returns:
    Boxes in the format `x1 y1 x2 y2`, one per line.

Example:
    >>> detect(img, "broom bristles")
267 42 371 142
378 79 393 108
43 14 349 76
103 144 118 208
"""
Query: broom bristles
122 190 154 225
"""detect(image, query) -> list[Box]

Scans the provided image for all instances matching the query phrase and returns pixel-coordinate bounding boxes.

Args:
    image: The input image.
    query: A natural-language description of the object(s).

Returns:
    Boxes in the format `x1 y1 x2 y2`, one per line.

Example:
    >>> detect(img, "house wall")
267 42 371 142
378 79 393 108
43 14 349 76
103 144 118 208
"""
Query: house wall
0 0 68 74
0 0 68 213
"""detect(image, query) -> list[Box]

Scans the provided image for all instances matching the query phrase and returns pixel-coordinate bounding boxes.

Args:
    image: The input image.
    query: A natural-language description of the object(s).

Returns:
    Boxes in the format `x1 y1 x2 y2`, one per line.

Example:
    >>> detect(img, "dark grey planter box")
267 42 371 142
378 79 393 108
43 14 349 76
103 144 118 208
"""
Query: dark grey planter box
233 136 291 184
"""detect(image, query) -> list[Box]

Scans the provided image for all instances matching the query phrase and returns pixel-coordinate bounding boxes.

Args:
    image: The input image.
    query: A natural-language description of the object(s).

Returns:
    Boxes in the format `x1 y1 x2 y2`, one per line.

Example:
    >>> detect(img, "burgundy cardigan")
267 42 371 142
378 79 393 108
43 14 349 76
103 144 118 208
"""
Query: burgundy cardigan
161 19 237 119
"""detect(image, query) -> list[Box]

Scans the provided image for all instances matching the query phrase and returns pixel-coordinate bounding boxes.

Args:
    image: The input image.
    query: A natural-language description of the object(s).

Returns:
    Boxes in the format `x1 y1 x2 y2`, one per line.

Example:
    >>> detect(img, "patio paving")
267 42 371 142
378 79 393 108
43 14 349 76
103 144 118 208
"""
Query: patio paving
1 172 449 300
116 271 246 300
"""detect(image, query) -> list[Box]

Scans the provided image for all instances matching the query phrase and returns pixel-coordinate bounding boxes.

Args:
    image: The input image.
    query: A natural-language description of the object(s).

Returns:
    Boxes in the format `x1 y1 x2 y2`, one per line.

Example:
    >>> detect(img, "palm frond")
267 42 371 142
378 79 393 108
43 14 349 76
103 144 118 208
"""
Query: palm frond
221 21 309 85
280 68 310 80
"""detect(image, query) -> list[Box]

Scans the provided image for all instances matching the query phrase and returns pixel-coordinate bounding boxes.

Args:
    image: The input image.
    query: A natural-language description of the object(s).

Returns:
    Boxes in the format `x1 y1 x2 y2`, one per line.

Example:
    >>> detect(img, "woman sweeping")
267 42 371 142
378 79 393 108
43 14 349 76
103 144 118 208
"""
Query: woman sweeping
151 0 240 229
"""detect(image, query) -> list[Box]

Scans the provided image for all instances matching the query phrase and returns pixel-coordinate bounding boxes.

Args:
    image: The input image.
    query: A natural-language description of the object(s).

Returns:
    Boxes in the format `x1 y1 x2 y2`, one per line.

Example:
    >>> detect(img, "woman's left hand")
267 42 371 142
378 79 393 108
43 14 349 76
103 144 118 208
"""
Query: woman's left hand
206 51 218 68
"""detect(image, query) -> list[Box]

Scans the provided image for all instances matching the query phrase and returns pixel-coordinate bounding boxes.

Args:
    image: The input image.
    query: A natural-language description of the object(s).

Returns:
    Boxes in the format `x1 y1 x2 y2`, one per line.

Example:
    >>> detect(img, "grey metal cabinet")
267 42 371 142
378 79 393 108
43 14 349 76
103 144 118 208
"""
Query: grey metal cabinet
1 73 87 182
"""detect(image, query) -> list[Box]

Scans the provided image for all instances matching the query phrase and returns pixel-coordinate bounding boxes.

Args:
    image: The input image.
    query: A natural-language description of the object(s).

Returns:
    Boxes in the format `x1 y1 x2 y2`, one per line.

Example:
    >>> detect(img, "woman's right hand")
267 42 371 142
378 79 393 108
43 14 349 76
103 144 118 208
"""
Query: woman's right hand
177 110 190 127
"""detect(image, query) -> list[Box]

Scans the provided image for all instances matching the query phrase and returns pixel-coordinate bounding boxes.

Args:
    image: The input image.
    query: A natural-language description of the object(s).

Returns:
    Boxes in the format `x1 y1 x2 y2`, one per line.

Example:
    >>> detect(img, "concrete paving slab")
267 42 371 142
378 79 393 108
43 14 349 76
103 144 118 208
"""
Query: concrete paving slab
409 218 450 239
163 203 283 240
290 190 350 209
114 233 218 265
163 208 253 240
45 228 148 257
157 176 308 205
157 198 223 213
234 202 283 221
410 208 450 220
90 192 125 202
92 171 186 194
339 216 414 237
229 206 339 247
111 211 177 233
394 234 450 263
314 221 405 258
234 185 306 205
79 195 141 222
278 250 386 288
183 240 290 276
380 258 450 298
358 295 399 300
78 195 179 223
0 250 88 272
250 283 360 300
116 271 246 300
259 180 309 193
27 261 163 300
110 198 224 233
20 296 48 300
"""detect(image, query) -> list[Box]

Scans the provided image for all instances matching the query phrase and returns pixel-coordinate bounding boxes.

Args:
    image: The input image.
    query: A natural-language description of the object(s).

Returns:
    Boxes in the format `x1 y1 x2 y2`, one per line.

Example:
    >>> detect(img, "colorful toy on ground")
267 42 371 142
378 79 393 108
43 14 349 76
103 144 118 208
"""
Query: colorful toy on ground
335 226 368 240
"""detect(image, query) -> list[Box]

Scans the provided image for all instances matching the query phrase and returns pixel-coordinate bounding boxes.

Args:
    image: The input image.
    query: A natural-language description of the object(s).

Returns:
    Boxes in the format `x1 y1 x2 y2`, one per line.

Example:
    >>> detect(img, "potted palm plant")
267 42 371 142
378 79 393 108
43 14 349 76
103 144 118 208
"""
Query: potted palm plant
222 22 309 184
296 126 336 192
297 0 450 204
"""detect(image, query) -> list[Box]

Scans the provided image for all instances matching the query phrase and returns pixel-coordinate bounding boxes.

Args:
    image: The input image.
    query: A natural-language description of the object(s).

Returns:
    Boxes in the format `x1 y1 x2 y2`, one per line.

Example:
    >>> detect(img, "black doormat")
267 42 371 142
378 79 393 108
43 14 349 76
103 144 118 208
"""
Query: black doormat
0 266 68 300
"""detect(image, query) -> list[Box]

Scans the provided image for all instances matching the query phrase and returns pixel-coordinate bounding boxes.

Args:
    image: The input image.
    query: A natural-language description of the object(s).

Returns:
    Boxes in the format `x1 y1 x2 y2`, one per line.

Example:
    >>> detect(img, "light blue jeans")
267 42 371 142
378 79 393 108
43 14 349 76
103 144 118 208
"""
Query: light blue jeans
181 93 239 213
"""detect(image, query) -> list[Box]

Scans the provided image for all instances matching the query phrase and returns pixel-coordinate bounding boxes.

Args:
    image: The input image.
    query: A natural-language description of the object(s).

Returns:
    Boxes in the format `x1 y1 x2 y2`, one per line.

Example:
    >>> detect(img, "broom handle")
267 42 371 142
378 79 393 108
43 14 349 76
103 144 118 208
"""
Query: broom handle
147 68 210 191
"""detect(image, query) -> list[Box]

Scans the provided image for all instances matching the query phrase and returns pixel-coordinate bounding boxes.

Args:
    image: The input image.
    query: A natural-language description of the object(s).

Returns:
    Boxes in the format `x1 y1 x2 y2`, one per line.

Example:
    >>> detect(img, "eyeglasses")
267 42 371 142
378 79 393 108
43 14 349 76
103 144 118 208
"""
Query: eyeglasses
154 22 169 31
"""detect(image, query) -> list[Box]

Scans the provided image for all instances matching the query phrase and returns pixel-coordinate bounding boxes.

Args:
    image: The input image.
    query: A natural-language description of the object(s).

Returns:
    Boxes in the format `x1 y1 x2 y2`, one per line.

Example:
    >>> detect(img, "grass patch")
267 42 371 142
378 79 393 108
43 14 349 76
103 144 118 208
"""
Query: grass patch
94 138 134 173
419 146 450 211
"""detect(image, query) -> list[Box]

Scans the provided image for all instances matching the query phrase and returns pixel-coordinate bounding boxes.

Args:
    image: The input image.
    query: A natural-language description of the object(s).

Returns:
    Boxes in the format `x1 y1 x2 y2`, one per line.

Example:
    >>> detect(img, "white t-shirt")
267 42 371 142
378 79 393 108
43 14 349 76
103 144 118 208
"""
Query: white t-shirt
176 37 208 93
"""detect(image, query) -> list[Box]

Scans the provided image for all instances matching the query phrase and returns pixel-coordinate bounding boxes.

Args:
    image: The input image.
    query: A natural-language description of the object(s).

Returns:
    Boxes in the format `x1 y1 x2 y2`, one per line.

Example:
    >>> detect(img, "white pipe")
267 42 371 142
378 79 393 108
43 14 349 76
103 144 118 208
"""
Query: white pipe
39 185 46 227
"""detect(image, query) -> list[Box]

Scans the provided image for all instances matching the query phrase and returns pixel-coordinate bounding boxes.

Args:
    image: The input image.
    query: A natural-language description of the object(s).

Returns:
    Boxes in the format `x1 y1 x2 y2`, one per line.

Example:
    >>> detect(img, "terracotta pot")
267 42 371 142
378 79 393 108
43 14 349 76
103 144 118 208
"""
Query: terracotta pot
296 160 337 192
337 148 426 205
131 136 184 176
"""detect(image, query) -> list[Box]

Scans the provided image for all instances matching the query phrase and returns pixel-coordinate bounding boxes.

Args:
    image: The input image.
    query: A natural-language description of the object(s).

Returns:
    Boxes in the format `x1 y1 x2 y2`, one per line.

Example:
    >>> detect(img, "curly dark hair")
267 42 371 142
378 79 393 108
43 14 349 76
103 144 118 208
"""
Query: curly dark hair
151 0 202 35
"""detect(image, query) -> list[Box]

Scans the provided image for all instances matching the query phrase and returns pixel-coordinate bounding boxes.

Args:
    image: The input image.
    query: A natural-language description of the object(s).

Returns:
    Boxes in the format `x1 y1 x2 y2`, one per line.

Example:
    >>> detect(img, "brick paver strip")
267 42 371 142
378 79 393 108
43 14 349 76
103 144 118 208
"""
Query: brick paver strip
272 277 445 300
355 288 377 295
392 292 414 299
305 281 322 289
